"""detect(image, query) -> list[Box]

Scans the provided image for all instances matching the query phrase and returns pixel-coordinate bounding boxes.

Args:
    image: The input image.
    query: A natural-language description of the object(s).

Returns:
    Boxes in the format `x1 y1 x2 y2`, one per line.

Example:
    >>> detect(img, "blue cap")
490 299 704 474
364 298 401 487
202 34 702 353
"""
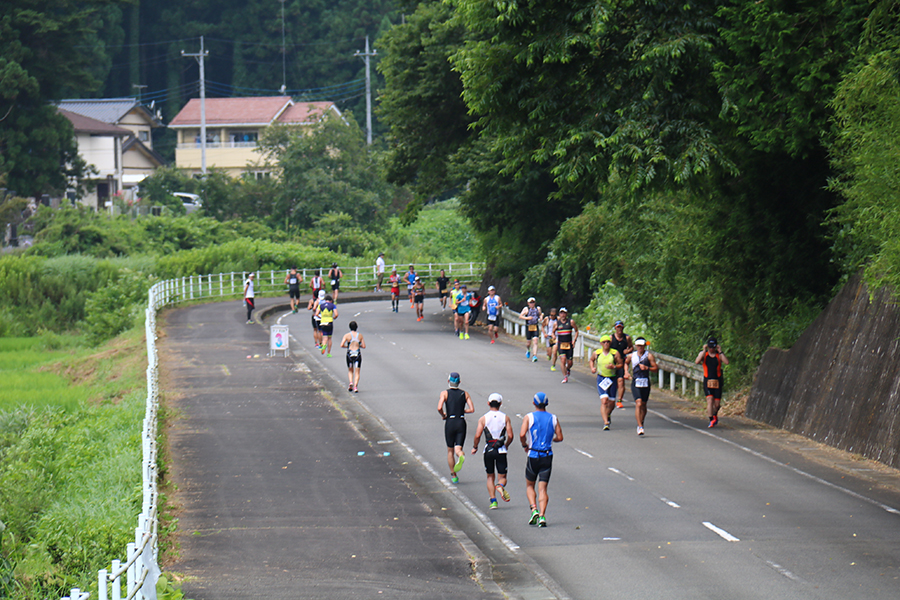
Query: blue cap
448 372 461 386
533 392 549 406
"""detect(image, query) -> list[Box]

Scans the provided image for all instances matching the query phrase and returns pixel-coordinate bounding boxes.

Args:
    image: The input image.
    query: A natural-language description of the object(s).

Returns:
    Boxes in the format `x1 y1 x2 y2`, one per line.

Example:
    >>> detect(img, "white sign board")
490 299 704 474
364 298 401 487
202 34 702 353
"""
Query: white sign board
269 325 290 357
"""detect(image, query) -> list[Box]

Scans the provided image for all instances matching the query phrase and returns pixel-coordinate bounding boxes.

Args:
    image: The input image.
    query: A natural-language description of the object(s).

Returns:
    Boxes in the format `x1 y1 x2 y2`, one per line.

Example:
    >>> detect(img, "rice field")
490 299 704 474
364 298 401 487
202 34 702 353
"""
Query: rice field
0 337 89 411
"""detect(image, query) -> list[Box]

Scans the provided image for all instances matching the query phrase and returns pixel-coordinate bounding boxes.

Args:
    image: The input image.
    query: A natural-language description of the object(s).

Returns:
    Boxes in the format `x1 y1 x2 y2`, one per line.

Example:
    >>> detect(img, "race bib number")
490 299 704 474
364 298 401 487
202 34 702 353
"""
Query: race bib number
560 342 571 350
635 377 649 388
528 324 538 332
488 315 497 322
330 279 337 286
706 379 720 389
599 377 613 391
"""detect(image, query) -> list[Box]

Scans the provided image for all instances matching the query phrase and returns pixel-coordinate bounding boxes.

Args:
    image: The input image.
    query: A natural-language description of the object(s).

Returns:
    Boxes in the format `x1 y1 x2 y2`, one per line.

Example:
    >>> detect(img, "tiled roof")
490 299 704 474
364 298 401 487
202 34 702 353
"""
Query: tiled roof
277 102 339 124
169 96 293 127
58 98 150 125
59 109 131 136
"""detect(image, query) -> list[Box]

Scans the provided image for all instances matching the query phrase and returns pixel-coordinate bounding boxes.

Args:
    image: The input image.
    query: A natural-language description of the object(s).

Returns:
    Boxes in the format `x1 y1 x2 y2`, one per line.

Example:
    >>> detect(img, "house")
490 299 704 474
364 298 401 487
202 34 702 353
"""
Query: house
58 109 132 211
168 96 341 178
57 98 165 190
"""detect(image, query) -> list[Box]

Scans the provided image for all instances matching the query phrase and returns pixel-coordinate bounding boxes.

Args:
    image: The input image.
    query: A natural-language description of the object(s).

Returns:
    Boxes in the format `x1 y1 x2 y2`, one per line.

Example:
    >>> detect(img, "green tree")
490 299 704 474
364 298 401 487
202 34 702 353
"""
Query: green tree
259 115 398 230
0 0 112 197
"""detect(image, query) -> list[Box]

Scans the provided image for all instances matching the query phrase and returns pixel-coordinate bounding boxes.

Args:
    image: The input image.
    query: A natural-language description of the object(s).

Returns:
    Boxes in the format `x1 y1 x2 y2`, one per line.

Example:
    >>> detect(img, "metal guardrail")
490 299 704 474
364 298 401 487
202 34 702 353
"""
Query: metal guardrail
61 261 485 600
500 309 706 397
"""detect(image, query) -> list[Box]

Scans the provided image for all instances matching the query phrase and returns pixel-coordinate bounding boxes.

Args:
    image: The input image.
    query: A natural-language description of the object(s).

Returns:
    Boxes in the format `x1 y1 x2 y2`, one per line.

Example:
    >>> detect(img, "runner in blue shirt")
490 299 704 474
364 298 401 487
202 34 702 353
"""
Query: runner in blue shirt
483 286 502 344
519 392 563 528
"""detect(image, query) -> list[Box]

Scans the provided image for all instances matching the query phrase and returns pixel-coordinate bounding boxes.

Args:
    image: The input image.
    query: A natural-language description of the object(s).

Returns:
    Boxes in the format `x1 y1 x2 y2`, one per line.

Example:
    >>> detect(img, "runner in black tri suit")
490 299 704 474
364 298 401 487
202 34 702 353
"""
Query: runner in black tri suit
437 372 475 483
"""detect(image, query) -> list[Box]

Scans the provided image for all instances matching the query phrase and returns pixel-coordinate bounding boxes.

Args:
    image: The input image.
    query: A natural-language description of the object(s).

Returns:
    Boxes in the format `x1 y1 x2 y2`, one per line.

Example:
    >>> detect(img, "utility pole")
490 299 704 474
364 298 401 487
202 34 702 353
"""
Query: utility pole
132 84 147 104
354 36 377 146
280 0 287 94
182 36 209 175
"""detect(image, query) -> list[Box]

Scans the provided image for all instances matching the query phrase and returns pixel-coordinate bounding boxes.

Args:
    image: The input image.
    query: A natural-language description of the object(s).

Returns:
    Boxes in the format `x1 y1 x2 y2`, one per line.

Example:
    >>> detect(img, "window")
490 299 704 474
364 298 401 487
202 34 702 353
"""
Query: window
139 130 150 142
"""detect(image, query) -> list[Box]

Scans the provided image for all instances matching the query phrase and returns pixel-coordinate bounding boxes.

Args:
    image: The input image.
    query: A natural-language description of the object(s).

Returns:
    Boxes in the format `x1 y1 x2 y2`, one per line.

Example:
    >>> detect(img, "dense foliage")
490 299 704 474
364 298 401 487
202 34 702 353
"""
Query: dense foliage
379 0 881 381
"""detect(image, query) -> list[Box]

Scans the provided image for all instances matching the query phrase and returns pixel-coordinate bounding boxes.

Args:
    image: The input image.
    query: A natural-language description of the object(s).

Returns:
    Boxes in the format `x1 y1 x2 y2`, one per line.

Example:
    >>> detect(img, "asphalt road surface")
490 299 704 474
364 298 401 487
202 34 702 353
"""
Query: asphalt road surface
270 296 900 600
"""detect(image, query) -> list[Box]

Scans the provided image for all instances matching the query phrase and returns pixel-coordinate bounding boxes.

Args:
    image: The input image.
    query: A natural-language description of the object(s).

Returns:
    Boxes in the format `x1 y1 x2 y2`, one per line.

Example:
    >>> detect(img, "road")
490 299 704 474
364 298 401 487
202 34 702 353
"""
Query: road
271 297 900 600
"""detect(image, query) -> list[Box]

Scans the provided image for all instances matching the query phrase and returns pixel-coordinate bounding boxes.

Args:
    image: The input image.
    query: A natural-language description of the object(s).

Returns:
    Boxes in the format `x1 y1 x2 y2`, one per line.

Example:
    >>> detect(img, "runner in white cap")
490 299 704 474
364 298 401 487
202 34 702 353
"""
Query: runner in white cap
471 393 514 509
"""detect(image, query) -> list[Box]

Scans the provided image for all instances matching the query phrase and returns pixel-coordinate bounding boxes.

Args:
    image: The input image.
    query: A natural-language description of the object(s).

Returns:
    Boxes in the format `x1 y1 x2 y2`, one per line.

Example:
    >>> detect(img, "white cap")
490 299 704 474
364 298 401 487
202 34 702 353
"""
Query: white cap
488 393 503 404
527 297 536 303
488 285 496 291
318 290 326 299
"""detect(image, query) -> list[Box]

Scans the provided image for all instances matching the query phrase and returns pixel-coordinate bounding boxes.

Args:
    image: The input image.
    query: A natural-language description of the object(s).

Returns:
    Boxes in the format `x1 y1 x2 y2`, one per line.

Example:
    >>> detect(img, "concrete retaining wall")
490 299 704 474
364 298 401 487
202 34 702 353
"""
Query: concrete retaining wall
746 273 900 468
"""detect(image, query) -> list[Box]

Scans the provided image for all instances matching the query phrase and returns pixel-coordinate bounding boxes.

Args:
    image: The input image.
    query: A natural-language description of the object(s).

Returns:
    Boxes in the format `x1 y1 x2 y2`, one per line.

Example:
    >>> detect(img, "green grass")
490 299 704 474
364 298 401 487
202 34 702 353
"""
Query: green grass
0 338 87 412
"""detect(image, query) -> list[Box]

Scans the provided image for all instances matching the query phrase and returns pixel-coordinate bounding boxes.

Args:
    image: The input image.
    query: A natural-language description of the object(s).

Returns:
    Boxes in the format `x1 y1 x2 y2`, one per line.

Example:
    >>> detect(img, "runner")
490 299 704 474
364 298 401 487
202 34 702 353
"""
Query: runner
590 335 624 430
436 269 451 309
470 393 514 509
328 263 343 302
519 297 542 362
314 294 339 357
449 280 461 333
243 272 255 324
519 392 563 528
544 308 558 368
406 265 417 305
309 290 326 349
483 286 502 343
609 320 633 408
389 269 401 312
339 321 366 392
625 337 658 436
284 267 303 313
413 276 426 321
454 284 473 339
437 372 475 484
695 338 729 428
374 252 386 292
310 269 324 301
555 308 579 383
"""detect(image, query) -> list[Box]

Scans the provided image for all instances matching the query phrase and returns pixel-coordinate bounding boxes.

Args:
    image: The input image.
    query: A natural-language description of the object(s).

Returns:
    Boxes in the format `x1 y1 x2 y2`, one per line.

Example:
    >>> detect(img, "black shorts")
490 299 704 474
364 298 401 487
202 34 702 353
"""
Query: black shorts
414 294 424 303
289 287 300 299
346 352 362 368
440 290 449 298
311 315 320 331
615 367 625 379
486 315 499 327
525 325 540 340
483 451 508 475
444 417 467 448
320 323 334 337
557 343 573 359
525 454 553 483
704 378 723 400
331 280 340 290
632 383 651 403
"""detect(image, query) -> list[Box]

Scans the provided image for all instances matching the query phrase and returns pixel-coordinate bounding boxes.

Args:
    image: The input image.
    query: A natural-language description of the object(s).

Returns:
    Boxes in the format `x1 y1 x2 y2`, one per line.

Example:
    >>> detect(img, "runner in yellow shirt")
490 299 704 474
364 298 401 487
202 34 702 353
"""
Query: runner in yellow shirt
590 335 623 430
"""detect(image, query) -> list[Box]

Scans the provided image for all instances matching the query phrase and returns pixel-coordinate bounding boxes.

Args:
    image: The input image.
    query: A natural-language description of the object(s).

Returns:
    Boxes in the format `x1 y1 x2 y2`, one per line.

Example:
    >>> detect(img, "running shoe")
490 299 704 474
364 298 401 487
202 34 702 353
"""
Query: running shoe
353 385 358 393
490 501 499 510
603 423 610 431
459 332 464 340
537 516 547 528
532 355 538 362
326 353 332 358
528 509 540 525
454 454 465 473
490 339 495 344
709 415 718 428
616 401 624 408
321 346 326 355
450 475 459 484
561 376 568 383
348 384 354 391
464 333 470 340
247 320 253 324
526 351 531 359
550 366 557 371
637 426 644 436
496 485 510 502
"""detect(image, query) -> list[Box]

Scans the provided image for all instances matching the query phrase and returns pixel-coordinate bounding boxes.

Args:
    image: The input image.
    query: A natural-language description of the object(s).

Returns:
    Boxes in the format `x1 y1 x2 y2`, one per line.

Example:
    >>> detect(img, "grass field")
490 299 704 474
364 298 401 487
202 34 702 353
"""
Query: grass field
0 338 89 412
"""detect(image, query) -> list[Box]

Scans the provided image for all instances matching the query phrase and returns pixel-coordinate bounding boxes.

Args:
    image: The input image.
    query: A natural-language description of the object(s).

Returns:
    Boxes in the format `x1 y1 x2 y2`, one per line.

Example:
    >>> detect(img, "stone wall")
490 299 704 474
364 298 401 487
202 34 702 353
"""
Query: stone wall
746 273 900 468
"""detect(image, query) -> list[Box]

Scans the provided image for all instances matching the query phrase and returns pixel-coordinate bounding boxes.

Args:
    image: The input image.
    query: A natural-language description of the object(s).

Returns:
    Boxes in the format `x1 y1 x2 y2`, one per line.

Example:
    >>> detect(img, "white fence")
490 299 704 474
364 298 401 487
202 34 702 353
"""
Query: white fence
61 261 485 600
500 308 705 396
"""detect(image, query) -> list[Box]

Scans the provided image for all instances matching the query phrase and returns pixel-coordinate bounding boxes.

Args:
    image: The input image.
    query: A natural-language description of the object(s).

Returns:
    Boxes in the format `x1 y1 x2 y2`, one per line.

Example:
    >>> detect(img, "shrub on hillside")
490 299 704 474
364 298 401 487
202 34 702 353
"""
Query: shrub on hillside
83 270 154 345
154 238 339 278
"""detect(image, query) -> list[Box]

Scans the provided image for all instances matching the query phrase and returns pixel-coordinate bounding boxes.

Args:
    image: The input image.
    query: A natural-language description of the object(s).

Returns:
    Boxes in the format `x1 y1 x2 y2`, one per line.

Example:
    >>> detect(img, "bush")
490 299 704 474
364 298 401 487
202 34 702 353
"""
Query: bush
83 270 154 345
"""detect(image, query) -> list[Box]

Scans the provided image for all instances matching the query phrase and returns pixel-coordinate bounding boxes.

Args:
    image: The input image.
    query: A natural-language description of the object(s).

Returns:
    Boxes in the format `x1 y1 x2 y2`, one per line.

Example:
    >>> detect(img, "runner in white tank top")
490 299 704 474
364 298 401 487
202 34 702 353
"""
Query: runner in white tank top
470 393 514 509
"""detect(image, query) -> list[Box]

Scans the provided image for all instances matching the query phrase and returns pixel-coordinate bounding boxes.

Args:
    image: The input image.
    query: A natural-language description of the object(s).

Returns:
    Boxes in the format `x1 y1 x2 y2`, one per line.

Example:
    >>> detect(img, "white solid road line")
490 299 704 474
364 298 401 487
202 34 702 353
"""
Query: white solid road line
651 409 900 515
702 521 740 542
573 447 594 459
